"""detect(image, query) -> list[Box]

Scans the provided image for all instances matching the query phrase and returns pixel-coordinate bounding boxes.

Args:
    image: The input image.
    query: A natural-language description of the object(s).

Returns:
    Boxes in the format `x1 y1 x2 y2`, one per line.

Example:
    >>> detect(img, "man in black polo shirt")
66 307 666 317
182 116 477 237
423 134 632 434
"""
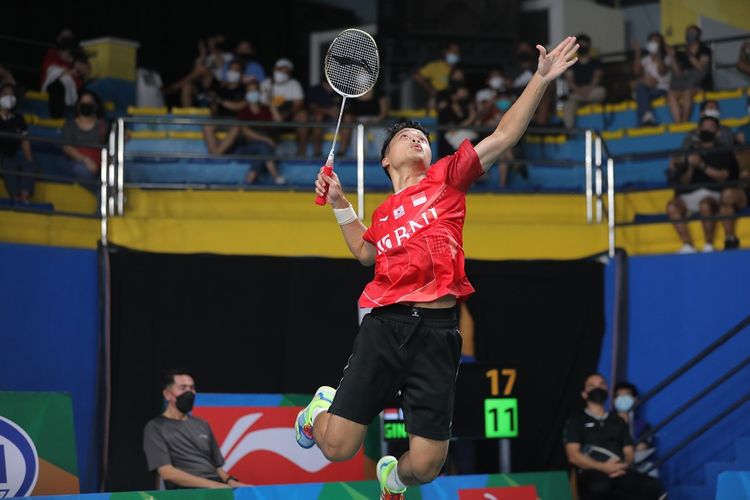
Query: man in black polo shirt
143 369 245 489
563 373 664 500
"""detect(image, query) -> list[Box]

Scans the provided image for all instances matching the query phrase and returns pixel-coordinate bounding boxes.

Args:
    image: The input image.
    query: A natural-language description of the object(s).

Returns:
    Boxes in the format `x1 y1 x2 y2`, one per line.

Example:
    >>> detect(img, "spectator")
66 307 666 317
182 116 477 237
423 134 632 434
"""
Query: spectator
209 59 247 117
562 34 605 129
736 41 750 78
61 90 108 191
41 31 91 118
307 80 341 158
474 88 522 188
666 116 739 253
508 43 556 126
413 42 460 110
613 381 658 476
260 59 307 156
238 80 286 185
693 100 735 145
143 369 244 489
338 86 390 156
220 41 265 84
435 68 476 157
632 33 672 126
668 25 711 123
168 35 229 108
0 83 34 203
563 373 664 500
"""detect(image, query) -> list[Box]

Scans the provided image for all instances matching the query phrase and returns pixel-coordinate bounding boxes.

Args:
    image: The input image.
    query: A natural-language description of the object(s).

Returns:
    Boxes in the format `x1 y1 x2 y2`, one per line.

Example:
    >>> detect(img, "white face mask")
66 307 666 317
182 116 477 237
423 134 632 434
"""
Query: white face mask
226 70 241 83
445 53 460 65
273 70 290 84
245 90 260 104
614 394 635 413
646 41 660 55
0 95 16 110
488 76 505 91
703 108 720 119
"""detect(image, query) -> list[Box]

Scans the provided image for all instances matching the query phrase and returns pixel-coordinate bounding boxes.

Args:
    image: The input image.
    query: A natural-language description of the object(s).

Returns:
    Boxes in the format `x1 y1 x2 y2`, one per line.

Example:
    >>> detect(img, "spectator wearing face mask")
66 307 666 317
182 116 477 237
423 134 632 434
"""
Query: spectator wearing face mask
413 43 461 110
613 382 659 477
61 90 109 190
668 25 712 123
474 88 521 188
435 67 475 157
0 83 35 203
219 41 266 84
666 116 740 254
563 373 664 500
143 369 246 489
632 33 672 126
237 80 286 185
168 35 227 108
41 30 91 119
208 60 247 117
562 34 605 129
260 59 307 156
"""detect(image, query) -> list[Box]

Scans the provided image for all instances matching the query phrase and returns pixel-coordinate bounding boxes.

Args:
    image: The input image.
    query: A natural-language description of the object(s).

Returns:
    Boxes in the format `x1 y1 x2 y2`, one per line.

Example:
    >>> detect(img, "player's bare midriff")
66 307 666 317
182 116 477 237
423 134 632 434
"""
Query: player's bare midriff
405 294 457 309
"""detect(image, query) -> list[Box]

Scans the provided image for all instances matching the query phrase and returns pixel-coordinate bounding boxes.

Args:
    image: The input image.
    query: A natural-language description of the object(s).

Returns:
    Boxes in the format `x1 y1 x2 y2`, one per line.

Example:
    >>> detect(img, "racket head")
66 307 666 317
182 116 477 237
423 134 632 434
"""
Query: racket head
324 28 380 98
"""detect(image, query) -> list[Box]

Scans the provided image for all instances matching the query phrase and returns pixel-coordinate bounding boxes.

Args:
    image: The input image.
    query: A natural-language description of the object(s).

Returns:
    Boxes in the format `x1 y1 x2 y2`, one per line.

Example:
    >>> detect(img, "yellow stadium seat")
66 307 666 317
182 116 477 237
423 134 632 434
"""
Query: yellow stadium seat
626 125 665 137
668 122 697 133
171 107 211 116
129 131 167 139
127 106 169 116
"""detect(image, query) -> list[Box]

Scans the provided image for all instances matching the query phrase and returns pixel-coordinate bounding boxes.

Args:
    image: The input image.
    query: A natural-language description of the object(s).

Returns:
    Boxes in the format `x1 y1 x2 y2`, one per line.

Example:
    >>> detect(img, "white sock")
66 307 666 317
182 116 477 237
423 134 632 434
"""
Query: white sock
386 463 406 492
311 406 326 424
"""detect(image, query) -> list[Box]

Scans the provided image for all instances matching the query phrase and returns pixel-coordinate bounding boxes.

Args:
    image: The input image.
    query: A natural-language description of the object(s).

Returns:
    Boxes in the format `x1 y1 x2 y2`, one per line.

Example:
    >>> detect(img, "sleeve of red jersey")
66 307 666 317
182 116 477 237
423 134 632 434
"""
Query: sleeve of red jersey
362 220 376 245
442 139 484 192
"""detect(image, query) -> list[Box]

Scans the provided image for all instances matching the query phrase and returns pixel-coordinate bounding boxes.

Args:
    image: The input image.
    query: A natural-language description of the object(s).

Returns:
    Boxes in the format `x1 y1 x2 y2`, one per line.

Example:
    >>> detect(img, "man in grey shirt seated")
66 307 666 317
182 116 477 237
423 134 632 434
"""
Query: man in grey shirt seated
143 369 245 489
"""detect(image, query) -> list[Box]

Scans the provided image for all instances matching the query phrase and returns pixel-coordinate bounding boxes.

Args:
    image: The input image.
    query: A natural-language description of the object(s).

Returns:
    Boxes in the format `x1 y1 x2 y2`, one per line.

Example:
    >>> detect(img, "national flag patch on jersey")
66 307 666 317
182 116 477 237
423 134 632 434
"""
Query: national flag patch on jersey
411 192 427 207
393 205 405 219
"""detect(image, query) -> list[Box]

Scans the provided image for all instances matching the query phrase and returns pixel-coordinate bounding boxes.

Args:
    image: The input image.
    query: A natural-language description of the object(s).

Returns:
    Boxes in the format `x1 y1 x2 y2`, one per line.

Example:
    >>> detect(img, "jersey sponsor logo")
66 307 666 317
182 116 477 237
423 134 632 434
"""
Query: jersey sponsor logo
393 205 405 219
376 207 438 254
0 416 39 497
411 192 427 207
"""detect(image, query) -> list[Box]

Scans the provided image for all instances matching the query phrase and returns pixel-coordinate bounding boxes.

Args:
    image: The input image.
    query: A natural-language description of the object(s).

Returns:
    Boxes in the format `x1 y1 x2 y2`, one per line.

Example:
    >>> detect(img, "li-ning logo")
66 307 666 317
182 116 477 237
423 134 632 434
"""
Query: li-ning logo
376 207 438 254
330 55 375 76
0 416 39 497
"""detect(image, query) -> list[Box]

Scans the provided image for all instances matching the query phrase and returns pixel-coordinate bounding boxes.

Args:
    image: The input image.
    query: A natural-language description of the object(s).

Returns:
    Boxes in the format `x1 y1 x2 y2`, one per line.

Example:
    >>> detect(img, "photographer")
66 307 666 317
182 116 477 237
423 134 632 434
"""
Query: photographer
666 116 740 253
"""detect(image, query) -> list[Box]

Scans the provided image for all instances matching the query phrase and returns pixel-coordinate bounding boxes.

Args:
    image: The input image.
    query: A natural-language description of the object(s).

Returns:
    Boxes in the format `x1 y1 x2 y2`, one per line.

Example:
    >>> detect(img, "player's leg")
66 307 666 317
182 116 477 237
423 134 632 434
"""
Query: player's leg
313 412 368 461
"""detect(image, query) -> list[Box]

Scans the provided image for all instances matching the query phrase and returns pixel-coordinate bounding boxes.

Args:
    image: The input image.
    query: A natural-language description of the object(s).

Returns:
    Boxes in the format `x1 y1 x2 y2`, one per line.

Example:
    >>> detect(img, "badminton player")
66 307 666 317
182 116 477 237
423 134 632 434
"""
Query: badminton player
297 36 579 499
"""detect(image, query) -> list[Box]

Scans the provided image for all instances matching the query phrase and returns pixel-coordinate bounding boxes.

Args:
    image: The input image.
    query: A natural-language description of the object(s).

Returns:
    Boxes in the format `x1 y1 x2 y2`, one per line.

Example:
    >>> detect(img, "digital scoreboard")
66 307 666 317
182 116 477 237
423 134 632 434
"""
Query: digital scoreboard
383 362 519 440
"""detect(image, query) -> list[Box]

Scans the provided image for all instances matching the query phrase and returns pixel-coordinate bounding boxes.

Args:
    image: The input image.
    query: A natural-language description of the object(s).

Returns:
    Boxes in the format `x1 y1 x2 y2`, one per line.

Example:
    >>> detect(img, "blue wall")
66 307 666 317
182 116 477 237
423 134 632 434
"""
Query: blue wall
599 249 750 489
0 243 101 492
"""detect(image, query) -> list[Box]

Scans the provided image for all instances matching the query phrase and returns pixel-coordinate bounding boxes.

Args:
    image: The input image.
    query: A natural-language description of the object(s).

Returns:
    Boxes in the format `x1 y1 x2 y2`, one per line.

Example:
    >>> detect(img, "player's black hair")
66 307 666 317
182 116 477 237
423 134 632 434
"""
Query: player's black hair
613 381 639 398
380 120 431 179
162 368 193 390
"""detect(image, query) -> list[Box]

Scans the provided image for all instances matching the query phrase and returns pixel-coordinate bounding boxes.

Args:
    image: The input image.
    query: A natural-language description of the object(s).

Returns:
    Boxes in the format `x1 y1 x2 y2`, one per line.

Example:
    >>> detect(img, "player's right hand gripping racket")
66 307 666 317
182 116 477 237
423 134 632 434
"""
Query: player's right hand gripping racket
315 28 380 205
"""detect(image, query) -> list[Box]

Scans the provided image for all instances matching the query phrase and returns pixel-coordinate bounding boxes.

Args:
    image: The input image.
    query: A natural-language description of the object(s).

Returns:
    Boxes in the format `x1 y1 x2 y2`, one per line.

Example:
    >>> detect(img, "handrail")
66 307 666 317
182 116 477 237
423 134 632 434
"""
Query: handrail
642 391 750 474
636 313 750 408
596 33 750 62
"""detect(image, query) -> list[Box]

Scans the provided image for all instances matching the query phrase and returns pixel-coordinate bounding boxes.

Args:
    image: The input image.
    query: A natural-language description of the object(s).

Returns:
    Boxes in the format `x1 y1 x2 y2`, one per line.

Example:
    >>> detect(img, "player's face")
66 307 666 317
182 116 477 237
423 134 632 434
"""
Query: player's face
386 128 432 169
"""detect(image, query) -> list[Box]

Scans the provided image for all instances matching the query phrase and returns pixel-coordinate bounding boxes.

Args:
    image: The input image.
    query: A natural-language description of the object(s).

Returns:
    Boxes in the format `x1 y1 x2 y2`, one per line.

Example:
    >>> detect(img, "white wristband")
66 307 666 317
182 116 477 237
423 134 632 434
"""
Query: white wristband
333 203 358 225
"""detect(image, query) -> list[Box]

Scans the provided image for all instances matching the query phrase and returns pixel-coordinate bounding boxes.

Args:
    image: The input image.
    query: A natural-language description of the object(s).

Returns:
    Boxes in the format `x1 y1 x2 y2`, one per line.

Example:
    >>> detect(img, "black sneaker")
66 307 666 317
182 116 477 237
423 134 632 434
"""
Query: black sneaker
724 236 740 250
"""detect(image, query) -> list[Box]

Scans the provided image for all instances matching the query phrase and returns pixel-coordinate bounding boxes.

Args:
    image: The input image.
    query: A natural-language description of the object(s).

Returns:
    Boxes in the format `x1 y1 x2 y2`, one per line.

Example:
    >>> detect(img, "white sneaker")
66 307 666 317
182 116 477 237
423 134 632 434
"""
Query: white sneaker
641 111 656 125
274 176 287 185
677 244 697 254
702 243 715 253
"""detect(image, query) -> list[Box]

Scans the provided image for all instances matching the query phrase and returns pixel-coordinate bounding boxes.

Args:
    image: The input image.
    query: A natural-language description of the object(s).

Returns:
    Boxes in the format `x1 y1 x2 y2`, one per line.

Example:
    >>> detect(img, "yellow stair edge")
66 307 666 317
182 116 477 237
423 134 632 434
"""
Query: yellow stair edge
128 106 169 116
171 107 211 116
626 125 666 137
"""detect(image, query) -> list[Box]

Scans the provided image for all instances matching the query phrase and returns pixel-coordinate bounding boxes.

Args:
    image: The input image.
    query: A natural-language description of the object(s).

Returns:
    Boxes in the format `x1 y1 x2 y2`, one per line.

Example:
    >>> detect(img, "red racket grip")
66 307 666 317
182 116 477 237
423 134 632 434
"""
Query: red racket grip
315 165 334 206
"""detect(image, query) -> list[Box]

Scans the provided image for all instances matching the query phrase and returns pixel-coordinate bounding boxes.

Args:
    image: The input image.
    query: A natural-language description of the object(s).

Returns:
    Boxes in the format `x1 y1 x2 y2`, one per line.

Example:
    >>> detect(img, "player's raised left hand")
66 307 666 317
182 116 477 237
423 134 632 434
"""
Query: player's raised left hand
536 36 579 83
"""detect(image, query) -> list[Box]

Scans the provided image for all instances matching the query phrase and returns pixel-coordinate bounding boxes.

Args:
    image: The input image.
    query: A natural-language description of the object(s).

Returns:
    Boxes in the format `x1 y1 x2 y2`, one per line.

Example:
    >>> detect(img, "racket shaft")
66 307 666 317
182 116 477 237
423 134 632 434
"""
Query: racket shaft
315 165 334 205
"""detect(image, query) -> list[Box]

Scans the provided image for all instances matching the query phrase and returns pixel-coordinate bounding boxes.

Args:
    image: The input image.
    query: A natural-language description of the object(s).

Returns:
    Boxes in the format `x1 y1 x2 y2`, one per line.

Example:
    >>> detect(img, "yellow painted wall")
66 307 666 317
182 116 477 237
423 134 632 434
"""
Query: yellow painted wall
1 187 748 258
662 0 750 44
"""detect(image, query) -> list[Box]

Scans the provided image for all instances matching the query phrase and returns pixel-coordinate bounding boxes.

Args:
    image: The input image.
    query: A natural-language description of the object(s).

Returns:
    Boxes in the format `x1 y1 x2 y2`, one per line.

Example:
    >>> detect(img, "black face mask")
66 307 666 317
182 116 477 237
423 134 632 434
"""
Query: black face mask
699 130 715 143
175 391 195 414
79 103 96 117
587 387 609 404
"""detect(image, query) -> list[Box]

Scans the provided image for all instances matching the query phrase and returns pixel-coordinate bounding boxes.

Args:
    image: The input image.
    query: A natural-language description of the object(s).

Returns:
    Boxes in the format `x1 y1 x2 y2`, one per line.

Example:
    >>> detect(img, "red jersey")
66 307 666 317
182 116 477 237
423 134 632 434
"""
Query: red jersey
359 139 483 308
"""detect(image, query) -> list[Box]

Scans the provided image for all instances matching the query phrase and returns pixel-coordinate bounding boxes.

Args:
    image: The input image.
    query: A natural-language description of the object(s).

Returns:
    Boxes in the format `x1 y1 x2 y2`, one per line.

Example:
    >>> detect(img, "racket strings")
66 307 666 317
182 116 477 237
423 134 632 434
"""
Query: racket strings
325 30 379 98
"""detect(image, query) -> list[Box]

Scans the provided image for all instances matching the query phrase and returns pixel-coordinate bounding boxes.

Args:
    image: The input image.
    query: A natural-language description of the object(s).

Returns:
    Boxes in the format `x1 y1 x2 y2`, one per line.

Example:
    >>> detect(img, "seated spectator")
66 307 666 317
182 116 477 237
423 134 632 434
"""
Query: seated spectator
307 80 341 158
668 25 711 123
632 33 672 126
474 88 522 188
562 34 605 129
694 100 735 145
338 86 390 156
219 41 266 85
613 381 657 475
208 59 247 117
736 41 750 78
0 83 35 203
563 373 664 500
666 116 740 253
507 43 556 127
413 42 460 110
41 31 91 118
143 369 245 489
260 59 307 156
238 80 286 185
436 69 475 157
61 91 109 191
168 35 229 108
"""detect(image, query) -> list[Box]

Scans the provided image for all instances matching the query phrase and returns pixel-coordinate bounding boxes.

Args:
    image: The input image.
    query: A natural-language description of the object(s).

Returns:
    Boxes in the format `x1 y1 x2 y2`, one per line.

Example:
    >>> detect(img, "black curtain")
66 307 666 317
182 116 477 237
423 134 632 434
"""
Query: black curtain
466 259 605 472
106 249 604 490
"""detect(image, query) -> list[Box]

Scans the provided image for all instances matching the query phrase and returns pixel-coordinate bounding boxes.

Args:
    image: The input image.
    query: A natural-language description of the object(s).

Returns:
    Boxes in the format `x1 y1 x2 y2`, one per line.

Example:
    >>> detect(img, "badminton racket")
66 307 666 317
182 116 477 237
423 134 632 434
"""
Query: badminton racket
315 28 380 205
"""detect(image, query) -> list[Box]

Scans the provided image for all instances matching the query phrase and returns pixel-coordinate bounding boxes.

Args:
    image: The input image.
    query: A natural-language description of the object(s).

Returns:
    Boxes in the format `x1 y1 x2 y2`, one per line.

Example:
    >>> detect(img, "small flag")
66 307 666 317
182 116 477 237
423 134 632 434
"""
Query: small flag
393 205 405 219
411 192 427 206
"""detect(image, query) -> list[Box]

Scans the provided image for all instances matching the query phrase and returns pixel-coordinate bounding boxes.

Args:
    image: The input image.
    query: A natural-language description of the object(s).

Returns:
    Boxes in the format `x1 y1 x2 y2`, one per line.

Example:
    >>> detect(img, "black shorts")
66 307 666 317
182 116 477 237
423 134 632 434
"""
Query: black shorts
328 304 462 441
